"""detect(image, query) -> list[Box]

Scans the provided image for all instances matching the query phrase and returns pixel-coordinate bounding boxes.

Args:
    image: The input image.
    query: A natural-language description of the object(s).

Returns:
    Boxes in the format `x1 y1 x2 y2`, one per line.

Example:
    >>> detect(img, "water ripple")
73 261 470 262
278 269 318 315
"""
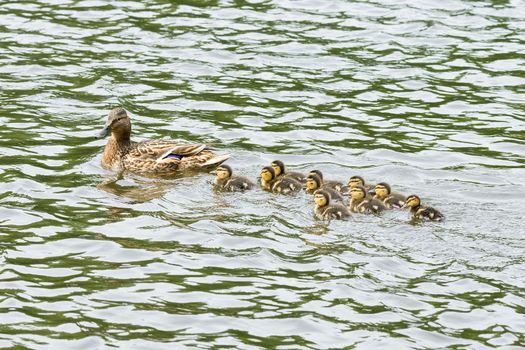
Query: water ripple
1 0 524 349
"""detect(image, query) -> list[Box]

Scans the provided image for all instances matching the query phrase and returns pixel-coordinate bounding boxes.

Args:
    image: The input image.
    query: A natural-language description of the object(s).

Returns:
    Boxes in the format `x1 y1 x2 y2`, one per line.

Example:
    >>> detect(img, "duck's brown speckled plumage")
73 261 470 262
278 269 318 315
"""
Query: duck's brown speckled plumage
98 108 229 174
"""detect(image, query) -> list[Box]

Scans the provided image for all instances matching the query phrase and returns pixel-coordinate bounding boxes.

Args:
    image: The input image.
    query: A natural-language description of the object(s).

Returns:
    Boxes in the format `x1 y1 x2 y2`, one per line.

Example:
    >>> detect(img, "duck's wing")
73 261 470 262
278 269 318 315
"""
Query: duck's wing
326 188 344 202
385 192 406 208
324 180 344 192
418 206 444 221
129 139 207 161
272 177 302 194
323 205 350 220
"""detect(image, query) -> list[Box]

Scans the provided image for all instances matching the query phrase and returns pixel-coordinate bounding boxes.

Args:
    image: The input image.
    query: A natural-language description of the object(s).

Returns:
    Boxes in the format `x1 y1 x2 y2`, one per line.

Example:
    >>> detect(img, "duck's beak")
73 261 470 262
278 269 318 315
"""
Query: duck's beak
96 121 110 139
401 203 408 209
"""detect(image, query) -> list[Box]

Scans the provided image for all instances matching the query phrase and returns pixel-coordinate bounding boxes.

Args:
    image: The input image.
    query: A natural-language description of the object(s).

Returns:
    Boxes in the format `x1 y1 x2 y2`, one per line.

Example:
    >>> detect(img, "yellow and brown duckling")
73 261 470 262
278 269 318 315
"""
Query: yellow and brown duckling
342 175 376 195
305 174 344 202
271 160 306 183
260 166 278 191
97 107 229 174
308 170 343 192
214 164 254 192
313 189 351 220
260 166 302 194
402 195 444 221
349 185 386 214
374 182 405 209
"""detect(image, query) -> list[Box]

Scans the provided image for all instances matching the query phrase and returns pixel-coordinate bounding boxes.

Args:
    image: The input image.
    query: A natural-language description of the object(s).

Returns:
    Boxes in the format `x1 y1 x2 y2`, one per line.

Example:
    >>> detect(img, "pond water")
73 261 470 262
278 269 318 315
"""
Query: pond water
0 0 524 349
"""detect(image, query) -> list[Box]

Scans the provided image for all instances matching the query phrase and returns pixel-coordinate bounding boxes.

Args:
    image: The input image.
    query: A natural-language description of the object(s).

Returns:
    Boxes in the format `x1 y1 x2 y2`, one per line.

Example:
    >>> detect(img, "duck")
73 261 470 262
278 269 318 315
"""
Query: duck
349 185 386 214
373 182 405 209
214 164 254 192
308 170 343 192
313 189 351 220
402 195 444 221
341 175 375 195
259 166 278 191
97 107 229 174
260 166 302 194
305 174 344 202
271 160 306 183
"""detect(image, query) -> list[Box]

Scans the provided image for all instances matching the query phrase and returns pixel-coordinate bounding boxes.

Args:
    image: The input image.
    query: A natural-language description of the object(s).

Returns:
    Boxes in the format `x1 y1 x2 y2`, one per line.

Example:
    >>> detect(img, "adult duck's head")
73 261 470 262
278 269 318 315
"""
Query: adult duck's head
97 107 131 139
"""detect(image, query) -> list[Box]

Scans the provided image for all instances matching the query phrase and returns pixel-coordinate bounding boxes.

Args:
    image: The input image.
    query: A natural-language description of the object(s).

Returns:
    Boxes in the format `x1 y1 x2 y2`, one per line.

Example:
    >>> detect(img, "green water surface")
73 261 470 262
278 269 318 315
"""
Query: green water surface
0 0 524 349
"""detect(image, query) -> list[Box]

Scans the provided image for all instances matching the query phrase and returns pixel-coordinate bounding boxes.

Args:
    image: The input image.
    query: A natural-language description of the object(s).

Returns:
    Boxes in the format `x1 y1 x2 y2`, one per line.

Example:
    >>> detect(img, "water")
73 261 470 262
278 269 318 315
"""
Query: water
1 0 524 349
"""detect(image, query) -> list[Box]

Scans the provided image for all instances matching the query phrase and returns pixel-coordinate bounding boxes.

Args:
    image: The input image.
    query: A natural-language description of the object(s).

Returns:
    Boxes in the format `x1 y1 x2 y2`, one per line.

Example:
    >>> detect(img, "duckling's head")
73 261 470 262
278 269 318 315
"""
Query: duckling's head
308 170 323 180
350 185 367 200
403 195 421 208
314 189 331 207
260 166 276 182
97 107 131 139
348 175 365 188
306 174 322 191
271 160 285 176
375 182 391 198
216 165 232 180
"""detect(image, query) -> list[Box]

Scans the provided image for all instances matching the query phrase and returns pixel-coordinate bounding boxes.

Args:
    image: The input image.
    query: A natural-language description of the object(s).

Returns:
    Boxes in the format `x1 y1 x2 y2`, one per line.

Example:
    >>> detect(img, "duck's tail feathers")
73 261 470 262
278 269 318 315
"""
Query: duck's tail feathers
200 154 230 169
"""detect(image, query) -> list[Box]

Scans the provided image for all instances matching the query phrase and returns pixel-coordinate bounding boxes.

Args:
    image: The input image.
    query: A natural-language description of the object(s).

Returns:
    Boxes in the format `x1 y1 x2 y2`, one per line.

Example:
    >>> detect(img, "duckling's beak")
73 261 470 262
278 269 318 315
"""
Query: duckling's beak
96 121 110 139
401 203 408 209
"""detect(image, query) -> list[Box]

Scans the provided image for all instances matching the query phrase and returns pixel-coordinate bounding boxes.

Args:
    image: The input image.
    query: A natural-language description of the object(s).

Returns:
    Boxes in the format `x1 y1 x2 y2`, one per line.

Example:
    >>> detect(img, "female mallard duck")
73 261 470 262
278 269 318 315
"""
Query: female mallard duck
271 160 306 183
402 195 444 221
308 170 343 192
374 182 405 209
313 189 351 220
97 107 229 174
214 164 254 192
260 166 302 194
305 174 344 202
349 186 386 214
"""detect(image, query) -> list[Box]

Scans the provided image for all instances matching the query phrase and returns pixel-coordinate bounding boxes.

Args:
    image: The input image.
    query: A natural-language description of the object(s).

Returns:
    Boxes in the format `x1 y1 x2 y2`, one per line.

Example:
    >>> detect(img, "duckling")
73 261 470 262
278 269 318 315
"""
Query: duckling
313 189 351 220
214 164 254 192
305 174 344 202
402 195 444 221
341 175 376 195
374 182 405 209
260 166 278 191
308 170 343 192
260 166 302 194
271 160 306 183
273 176 303 194
348 186 386 214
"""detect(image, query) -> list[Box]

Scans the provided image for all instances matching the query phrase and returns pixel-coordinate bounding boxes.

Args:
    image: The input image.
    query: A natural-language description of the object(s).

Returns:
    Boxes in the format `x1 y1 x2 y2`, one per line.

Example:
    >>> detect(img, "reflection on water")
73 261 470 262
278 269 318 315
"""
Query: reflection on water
97 173 175 203
1 0 525 349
